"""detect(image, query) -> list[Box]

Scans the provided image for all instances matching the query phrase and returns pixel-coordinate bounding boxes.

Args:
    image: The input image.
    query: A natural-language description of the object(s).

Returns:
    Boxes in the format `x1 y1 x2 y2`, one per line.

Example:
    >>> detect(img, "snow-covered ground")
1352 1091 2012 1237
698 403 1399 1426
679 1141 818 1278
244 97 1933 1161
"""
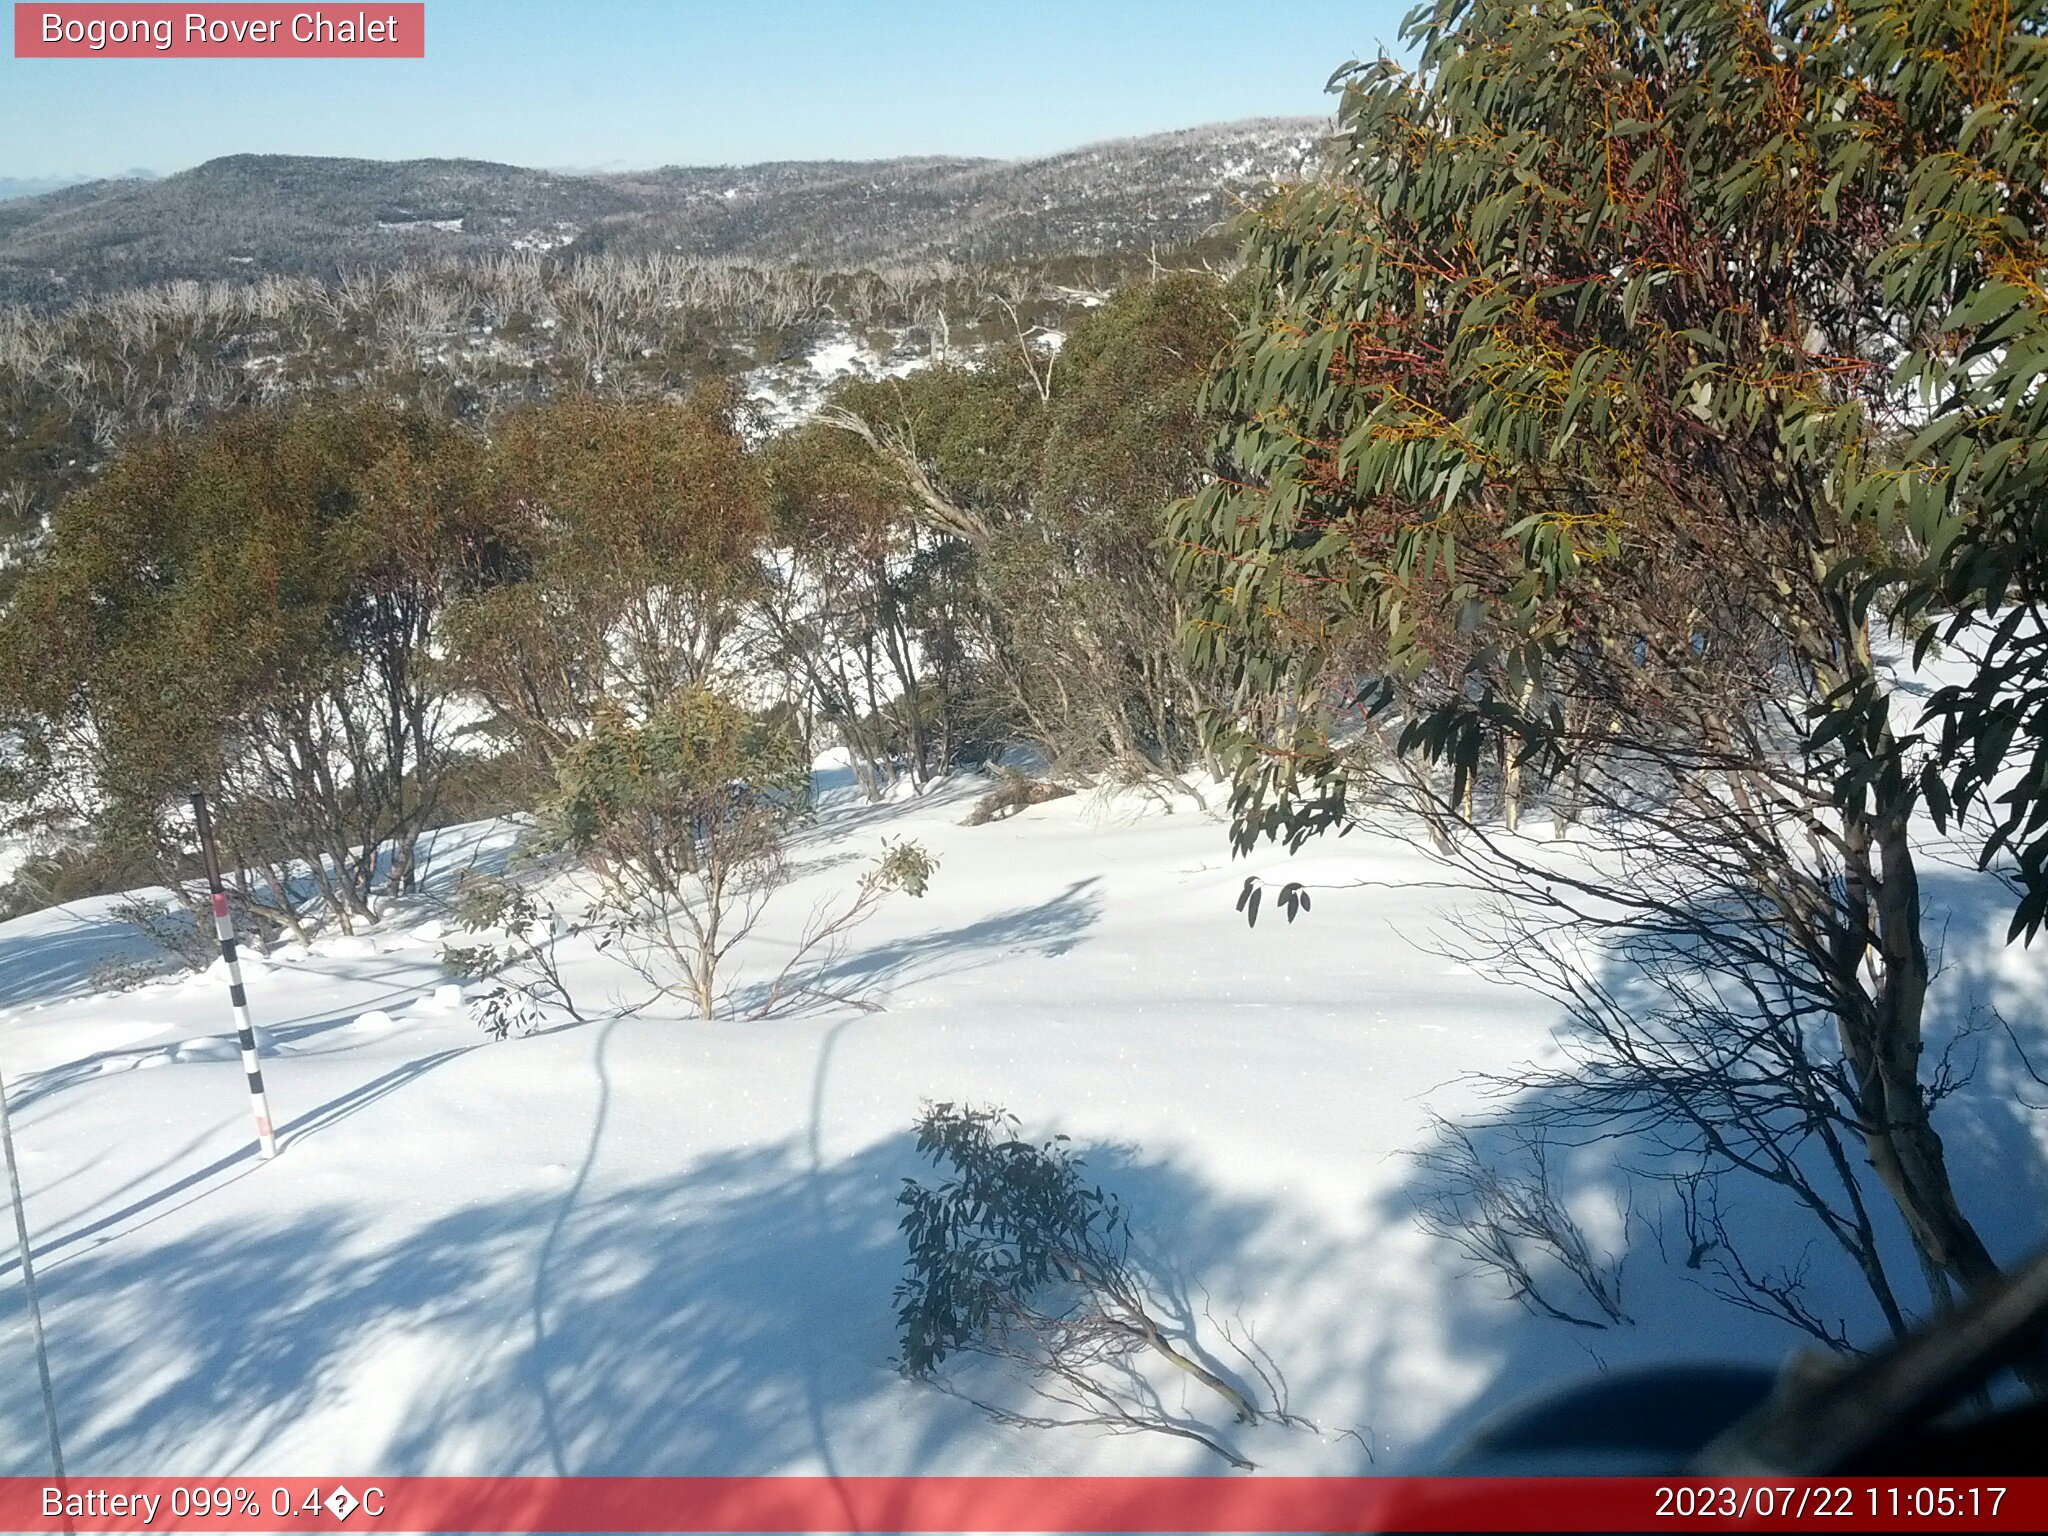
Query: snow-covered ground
745 332 934 435
1 771 2043 1476
742 325 1066 435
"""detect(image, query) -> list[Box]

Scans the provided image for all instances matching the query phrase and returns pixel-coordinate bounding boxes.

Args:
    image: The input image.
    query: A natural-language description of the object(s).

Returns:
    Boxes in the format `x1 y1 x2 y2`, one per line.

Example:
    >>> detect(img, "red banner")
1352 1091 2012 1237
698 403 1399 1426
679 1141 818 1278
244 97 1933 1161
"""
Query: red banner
13 5 424 58
0 1477 2043 1532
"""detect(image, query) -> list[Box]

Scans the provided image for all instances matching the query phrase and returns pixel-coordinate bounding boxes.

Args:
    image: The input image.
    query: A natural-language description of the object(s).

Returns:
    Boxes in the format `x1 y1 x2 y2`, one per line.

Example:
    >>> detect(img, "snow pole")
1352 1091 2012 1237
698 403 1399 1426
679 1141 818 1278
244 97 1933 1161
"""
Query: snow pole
0 1049 66 1477
190 792 278 1160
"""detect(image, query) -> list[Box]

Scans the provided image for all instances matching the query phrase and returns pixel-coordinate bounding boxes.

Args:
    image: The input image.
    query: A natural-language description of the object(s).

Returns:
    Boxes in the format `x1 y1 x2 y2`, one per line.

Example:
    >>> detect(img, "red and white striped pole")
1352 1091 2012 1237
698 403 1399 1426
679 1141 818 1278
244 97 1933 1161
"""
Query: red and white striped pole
190 792 277 1160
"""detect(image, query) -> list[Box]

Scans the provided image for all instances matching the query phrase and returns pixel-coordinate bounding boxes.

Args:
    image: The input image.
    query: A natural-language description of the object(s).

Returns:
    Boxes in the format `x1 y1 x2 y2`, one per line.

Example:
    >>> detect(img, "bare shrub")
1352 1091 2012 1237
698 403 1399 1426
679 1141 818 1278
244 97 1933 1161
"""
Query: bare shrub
964 770 1074 826
88 955 171 993
749 837 935 1018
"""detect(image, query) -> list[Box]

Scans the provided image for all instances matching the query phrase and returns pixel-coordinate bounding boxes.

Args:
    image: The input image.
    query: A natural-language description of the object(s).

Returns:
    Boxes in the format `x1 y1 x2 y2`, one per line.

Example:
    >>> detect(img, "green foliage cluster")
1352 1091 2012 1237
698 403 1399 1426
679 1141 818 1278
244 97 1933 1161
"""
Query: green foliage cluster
0 245 1179 575
894 1103 1129 1378
871 836 939 899
1176 0 2048 932
439 870 551 982
445 382 770 775
0 840 158 922
545 689 808 888
891 1100 1269 1466
1854 3 2048 936
0 264 1236 878
0 395 493 926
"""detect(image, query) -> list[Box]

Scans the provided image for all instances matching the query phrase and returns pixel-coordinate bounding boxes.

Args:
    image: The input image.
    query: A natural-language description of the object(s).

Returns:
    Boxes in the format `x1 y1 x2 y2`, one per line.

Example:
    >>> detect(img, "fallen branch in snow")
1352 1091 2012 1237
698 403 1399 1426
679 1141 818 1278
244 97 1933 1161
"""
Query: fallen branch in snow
894 1102 1287 1470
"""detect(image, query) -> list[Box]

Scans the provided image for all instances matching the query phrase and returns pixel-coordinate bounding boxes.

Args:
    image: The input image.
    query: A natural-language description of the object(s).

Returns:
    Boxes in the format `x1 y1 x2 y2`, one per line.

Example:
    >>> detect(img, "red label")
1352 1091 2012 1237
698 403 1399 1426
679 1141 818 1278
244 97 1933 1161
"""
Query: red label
14 4 424 57
0 1477 2042 1532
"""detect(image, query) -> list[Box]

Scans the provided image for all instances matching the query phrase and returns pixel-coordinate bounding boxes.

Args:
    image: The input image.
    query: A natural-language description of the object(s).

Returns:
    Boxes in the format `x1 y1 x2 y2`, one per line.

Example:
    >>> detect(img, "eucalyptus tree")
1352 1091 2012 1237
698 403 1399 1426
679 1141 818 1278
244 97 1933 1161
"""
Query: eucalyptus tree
443 382 770 783
0 398 495 930
1175 0 2044 1329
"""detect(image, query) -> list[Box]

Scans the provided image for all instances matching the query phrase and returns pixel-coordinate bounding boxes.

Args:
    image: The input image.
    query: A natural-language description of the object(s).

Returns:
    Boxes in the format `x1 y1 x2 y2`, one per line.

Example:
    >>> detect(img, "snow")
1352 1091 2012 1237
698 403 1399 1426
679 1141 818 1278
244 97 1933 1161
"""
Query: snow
744 329 935 434
507 223 579 254
1 772 2042 1476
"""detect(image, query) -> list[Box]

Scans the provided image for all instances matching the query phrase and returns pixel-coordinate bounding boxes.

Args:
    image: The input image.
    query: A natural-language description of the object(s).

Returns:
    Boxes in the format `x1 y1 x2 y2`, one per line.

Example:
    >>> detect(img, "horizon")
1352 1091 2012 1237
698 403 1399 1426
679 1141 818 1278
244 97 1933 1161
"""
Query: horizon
1 1 1407 183
1 111 1336 196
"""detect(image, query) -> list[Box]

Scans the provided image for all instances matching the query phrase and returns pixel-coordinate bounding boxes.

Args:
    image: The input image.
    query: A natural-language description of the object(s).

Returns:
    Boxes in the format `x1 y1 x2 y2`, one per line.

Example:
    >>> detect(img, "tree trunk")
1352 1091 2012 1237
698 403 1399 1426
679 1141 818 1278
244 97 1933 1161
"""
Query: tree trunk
1502 677 1532 834
1837 801 2002 1301
1871 809 1999 1290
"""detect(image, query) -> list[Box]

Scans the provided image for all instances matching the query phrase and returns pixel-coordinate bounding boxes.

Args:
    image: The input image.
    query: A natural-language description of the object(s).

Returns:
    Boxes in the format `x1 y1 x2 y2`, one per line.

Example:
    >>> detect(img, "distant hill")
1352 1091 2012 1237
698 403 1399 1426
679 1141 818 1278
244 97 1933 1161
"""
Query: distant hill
0 174 105 203
0 119 1326 307
585 118 1326 265
0 156 650 306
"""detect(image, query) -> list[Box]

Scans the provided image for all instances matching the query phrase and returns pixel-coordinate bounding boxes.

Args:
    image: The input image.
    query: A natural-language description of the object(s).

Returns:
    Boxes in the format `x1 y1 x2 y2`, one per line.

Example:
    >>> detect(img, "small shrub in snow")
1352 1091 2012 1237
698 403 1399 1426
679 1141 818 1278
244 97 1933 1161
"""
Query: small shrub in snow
440 869 585 1024
89 954 171 993
0 840 158 920
467 984 546 1041
547 690 807 1017
964 770 1073 826
894 1102 1272 1469
110 896 216 973
540 694 934 1020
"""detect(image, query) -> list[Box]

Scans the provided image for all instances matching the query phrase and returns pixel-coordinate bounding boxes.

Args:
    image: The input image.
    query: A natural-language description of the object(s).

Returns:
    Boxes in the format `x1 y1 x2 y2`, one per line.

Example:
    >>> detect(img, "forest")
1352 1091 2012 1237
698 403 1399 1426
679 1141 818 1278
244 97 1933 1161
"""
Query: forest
3 0 2047 1482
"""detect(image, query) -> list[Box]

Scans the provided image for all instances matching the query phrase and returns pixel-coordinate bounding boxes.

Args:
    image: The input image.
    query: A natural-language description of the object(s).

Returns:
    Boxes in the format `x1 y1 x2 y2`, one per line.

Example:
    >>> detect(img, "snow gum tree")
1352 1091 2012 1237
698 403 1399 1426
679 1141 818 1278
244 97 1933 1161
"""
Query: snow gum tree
1175 0 2045 1332
0 397 494 933
1861 4 2048 943
755 421 946 797
791 275 1237 789
444 383 769 782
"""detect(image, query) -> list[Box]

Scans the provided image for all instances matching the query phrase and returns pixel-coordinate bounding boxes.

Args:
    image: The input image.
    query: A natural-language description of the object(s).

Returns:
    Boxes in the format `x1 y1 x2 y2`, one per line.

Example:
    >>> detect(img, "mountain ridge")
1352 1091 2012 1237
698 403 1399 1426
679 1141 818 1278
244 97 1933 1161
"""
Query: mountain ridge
0 117 1328 307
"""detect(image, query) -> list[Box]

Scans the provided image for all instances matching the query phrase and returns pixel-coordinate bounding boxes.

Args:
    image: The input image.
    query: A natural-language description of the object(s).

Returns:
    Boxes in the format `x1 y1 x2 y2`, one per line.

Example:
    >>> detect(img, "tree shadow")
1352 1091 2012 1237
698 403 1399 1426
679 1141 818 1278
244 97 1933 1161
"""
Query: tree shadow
800 772 985 842
1352 847 2048 1471
4 1045 477 1281
1917 857 2048 1226
0 1126 1366 1479
7 811 2035 1481
6 969 457 1118
722 877 1103 1018
0 897 163 1008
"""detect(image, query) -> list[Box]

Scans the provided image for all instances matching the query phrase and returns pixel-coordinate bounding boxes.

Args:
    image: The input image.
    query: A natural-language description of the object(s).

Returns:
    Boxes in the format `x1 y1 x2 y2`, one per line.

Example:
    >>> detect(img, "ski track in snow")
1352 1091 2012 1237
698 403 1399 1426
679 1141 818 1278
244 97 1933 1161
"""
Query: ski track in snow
1 771 2043 1475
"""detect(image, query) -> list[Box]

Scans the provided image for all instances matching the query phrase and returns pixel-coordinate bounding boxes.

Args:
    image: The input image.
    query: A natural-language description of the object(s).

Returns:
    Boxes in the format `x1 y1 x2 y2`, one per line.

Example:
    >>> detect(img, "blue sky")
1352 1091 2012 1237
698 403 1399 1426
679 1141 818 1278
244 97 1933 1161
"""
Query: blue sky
2 2 1414 179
